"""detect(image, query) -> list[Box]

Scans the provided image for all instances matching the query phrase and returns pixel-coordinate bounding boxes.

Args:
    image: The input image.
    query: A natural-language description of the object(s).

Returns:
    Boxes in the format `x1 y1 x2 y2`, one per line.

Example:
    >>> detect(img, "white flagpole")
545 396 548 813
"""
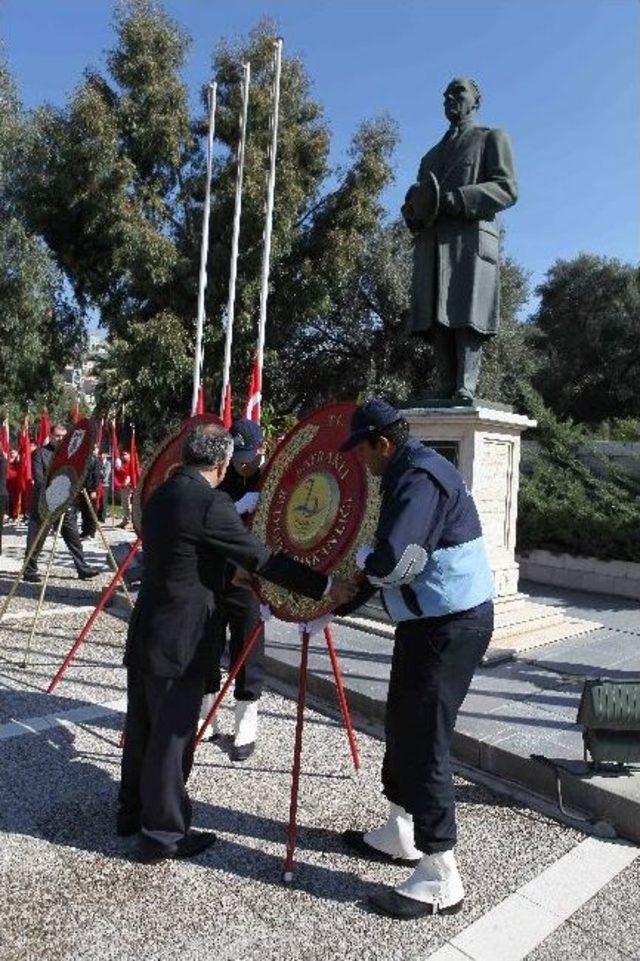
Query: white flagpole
220 62 251 417
254 38 283 417
191 81 217 415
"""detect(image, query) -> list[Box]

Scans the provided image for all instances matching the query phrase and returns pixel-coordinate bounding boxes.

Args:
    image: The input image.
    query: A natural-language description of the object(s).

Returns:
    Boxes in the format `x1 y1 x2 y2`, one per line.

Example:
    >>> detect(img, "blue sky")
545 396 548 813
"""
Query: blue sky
2 0 638 320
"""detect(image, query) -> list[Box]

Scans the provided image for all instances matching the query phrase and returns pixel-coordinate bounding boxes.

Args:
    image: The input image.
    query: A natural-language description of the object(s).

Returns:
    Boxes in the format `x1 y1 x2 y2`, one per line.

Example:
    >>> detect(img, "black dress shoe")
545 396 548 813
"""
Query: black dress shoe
78 567 101 580
23 571 42 584
368 887 464 920
135 830 217 865
342 830 421 867
116 811 141 837
231 741 255 762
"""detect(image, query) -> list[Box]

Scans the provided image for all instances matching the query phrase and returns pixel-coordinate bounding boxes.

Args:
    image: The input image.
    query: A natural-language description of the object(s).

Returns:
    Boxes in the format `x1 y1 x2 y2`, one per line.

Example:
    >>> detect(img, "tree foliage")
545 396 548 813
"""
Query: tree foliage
518 387 640 561
530 254 640 423
0 57 84 424
13 1 535 433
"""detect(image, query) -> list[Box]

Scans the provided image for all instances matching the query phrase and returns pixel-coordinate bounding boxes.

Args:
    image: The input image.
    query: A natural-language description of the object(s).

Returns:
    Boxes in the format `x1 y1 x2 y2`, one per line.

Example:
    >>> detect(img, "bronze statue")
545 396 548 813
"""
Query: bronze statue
402 78 518 401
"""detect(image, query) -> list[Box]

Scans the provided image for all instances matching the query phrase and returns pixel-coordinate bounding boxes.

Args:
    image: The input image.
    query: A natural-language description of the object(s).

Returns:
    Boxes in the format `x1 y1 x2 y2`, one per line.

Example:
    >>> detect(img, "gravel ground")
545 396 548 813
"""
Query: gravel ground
0 524 634 961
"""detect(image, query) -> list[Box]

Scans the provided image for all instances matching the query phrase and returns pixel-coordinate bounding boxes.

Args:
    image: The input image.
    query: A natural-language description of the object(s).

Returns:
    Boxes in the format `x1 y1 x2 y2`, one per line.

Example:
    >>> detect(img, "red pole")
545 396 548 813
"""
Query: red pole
323 625 360 771
282 628 310 883
47 537 141 694
194 620 264 747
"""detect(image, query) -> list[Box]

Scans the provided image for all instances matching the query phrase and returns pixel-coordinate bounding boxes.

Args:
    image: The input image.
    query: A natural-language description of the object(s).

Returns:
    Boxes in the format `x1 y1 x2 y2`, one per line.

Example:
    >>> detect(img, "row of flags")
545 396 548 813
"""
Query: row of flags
0 411 141 490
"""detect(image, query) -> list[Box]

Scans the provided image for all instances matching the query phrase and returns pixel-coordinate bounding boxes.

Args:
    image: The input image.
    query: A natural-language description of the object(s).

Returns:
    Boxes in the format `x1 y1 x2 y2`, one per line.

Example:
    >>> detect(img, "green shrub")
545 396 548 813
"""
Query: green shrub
517 389 640 562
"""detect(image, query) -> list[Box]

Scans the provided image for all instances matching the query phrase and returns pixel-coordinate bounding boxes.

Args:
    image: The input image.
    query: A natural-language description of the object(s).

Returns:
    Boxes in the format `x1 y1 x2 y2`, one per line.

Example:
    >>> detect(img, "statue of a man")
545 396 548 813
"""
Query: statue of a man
402 78 518 401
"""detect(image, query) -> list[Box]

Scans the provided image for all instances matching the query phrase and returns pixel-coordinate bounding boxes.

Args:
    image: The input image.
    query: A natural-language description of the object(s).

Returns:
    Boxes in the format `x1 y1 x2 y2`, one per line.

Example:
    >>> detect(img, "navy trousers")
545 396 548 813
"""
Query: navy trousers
382 600 493 853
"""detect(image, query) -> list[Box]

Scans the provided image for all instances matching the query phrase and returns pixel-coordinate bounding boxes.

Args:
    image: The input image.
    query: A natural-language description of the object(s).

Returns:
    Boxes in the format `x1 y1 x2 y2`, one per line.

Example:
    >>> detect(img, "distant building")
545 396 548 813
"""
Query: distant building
63 335 106 410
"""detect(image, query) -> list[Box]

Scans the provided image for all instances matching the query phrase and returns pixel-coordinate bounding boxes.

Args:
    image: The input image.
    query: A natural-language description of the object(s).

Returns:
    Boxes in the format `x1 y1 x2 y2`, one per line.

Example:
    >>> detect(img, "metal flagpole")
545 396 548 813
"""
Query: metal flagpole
191 81 217 416
253 38 283 419
220 62 251 417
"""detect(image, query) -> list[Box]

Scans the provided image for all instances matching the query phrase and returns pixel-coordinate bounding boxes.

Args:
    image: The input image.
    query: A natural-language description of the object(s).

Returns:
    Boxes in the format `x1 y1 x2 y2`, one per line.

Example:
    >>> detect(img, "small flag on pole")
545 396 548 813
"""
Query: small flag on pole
110 420 120 463
129 426 141 488
95 418 104 453
37 408 50 447
0 418 9 456
18 417 33 491
222 382 233 429
245 356 262 424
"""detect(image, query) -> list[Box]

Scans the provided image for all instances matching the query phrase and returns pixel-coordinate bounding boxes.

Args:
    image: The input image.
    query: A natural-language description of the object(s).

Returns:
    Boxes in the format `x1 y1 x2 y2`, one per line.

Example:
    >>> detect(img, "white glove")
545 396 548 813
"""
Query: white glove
259 603 272 623
298 614 333 638
355 544 374 570
235 491 260 515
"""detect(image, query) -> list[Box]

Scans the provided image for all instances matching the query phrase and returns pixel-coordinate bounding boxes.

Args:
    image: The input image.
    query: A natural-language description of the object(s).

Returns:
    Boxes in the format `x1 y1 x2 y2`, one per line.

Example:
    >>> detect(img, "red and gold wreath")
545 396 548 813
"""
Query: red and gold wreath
131 413 223 535
40 417 98 519
252 402 381 622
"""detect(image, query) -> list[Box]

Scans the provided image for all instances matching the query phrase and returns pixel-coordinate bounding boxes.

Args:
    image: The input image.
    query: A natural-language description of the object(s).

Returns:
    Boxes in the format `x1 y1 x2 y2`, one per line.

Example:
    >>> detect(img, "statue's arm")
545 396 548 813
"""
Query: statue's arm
456 128 518 220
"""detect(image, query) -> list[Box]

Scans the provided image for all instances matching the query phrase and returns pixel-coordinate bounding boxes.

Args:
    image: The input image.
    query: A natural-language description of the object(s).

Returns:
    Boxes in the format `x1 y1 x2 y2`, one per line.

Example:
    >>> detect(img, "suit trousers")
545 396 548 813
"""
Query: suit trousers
382 601 493 853
78 493 97 537
25 507 89 576
206 582 264 701
119 667 204 843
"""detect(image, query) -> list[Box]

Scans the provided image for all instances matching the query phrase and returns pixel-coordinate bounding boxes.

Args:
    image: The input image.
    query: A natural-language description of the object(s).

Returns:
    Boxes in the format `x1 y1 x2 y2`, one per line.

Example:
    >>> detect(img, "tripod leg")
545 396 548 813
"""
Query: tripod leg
282 628 310 884
47 536 141 694
194 621 264 748
324 625 360 771
0 518 51 623
22 513 64 669
83 489 134 610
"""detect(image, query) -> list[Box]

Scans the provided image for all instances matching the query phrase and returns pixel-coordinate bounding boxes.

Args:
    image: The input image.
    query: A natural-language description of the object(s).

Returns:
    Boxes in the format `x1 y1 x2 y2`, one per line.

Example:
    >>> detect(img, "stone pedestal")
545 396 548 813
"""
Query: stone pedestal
402 403 534 598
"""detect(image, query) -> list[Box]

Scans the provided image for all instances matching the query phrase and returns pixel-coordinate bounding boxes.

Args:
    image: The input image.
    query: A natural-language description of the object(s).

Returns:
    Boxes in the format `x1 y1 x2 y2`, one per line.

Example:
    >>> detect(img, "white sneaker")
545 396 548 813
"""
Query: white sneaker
363 803 422 861
199 694 221 740
232 701 258 761
395 849 465 911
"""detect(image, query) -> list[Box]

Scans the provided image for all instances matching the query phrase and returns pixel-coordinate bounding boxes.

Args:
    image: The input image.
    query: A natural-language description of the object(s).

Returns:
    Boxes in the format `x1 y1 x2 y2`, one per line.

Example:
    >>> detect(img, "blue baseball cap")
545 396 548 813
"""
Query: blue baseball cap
230 417 264 462
339 399 402 451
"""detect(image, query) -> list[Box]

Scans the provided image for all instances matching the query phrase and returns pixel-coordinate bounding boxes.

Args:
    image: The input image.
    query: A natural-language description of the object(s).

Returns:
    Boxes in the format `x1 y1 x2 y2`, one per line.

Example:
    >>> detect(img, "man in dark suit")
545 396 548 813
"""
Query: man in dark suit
119 423 353 864
402 77 518 400
24 424 100 583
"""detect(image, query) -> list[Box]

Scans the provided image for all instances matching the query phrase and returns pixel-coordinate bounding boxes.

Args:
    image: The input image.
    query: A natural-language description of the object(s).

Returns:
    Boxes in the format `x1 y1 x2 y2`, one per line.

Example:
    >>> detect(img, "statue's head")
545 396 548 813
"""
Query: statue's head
443 77 481 124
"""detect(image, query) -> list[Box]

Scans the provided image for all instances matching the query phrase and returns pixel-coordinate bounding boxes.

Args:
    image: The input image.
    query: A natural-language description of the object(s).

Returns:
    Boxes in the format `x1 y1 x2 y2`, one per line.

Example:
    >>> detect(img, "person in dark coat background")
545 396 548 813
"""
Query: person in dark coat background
119 423 355 864
23 424 101 584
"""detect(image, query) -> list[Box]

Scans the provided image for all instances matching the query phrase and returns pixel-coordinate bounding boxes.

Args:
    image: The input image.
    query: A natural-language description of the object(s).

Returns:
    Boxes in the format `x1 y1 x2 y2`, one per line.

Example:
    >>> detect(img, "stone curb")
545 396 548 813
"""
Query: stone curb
262 650 640 847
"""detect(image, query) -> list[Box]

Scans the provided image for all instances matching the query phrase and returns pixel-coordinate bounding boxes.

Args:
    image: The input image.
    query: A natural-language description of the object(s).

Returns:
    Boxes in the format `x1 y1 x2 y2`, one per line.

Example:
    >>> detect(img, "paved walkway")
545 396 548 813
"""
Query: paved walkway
1 523 639 960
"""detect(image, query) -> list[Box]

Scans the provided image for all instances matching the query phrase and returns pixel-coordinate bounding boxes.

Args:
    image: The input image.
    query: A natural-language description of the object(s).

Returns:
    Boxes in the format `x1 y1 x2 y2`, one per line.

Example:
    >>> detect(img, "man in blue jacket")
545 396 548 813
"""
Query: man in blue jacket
338 399 494 919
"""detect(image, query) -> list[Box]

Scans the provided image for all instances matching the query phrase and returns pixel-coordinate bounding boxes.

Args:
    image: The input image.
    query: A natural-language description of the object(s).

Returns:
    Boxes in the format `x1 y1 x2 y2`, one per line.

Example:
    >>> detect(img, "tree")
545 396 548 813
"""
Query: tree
530 254 640 422
0 58 84 425
477 250 536 405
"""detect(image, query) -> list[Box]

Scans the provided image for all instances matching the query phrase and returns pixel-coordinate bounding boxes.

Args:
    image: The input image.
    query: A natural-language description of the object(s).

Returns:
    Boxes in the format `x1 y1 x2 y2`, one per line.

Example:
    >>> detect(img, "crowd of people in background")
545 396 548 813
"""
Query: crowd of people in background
0 424 135 558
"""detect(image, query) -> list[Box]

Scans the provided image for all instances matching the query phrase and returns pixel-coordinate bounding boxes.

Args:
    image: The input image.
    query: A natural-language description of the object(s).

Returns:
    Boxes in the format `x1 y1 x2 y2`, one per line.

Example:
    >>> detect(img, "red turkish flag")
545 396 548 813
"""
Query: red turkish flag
110 420 120 463
0 418 9 456
221 382 233 429
129 427 142 488
37 409 50 447
245 356 262 424
18 417 33 489
196 385 205 415
95 418 104 453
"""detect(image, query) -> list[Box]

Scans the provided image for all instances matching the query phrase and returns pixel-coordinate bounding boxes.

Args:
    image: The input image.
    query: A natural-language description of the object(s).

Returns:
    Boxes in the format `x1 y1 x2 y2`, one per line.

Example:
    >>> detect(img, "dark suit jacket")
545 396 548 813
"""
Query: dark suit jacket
126 465 328 678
